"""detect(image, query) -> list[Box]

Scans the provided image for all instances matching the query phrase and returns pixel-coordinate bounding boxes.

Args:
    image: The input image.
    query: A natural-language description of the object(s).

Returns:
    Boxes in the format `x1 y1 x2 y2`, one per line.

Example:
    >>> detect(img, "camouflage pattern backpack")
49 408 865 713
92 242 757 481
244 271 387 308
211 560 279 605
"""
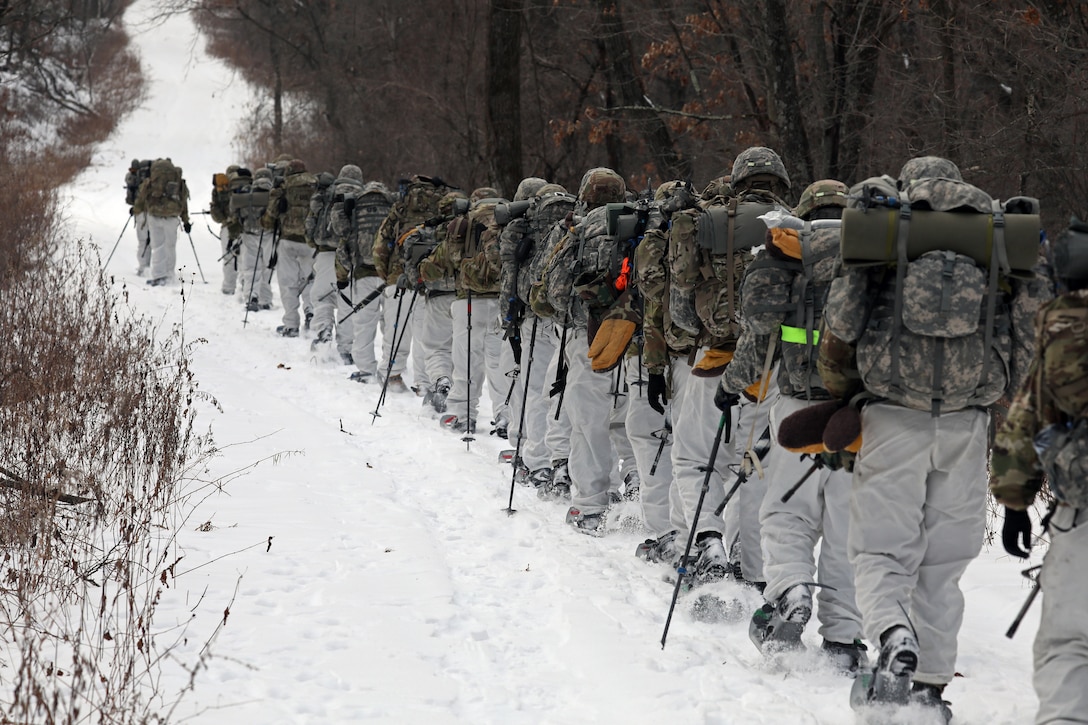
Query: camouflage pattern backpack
824 172 1042 414
305 172 337 249
210 168 233 225
125 159 152 206
499 187 576 324
337 176 398 275
271 162 318 243
373 175 451 284
459 195 506 295
144 158 188 217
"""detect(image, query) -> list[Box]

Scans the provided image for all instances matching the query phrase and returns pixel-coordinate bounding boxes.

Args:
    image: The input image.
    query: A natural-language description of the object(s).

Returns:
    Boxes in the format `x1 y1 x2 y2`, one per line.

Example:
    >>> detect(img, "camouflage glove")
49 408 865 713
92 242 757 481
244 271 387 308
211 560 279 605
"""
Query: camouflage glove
182 221 192 234
648 373 668 414
1002 508 1032 559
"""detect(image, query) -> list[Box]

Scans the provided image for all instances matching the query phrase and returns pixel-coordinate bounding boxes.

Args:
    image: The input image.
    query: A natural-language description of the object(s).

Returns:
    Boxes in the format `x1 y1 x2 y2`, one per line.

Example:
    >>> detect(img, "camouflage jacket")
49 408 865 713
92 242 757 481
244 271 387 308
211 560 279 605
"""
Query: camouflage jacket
991 290 1088 509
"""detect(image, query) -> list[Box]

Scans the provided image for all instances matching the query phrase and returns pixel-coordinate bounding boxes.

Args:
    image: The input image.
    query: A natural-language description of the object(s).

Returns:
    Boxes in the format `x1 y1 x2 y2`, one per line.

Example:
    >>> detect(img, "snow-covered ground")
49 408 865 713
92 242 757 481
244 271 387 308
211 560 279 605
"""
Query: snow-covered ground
59 2 1045 723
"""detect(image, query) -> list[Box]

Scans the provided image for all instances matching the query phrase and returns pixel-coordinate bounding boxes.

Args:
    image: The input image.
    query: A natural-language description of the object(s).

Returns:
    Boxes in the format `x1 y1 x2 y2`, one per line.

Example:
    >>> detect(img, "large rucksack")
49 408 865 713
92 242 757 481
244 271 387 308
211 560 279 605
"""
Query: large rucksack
499 191 577 323
125 160 152 206
144 158 188 217
210 171 232 225
538 201 654 327
276 171 318 242
829 176 1041 414
336 183 393 271
460 198 506 294
668 191 785 340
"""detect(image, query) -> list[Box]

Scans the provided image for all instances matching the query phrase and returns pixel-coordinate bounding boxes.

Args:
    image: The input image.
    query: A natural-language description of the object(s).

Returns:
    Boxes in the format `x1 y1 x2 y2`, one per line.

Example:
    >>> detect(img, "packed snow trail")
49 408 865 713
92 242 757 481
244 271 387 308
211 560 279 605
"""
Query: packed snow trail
55 1 1046 722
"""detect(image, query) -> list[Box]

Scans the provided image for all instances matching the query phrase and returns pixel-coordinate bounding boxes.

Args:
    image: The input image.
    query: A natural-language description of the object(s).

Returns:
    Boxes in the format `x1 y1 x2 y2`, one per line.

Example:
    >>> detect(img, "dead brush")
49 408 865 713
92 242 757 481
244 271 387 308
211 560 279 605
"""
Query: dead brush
0 236 215 723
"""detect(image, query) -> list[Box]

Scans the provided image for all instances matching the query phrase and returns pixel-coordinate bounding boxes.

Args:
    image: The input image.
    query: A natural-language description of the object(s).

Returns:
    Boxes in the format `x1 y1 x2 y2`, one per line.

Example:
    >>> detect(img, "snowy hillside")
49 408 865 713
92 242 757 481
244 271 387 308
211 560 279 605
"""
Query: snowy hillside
59 2 1043 723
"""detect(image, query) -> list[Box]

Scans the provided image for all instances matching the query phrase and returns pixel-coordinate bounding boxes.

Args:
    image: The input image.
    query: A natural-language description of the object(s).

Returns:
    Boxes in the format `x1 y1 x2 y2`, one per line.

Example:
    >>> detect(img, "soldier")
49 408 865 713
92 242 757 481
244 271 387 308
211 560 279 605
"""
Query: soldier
235 168 274 310
132 158 191 286
414 189 469 411
632 180 699 564
264 159 316 337
499 180 575 489
309 165 357 361
533 167 628 534
991 218 1087 725
819 156 1049 720
124 159 153 276
210 165 244 295
331 173 395 382
719 179 866 673
373 175 452 393
440 186 514 435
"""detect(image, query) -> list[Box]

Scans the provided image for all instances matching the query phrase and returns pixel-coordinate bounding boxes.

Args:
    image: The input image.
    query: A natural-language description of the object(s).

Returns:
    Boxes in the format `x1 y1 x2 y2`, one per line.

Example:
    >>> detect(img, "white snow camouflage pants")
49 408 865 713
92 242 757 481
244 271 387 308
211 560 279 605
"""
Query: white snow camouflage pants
848 402 988 686
275 240 314 331
1034 505 1088 724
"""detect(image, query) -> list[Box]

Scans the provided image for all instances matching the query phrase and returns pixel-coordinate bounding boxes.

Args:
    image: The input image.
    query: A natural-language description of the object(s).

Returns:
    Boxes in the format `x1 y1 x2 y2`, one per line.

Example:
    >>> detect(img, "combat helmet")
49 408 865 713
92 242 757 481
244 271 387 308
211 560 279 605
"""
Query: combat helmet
576 167 626 208
731 146 791 192
794 179 848 220
898 156 962 187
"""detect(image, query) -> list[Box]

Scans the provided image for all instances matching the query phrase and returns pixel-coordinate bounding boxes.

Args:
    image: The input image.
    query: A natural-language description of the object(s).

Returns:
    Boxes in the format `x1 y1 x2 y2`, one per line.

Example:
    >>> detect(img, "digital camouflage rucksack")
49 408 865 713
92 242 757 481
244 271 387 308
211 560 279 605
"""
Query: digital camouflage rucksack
305 172 337 249
824 171 1043 414
144 158 188 217
499 187 575 323
334 173 394 272
374 175 451 283
459 195 507 295
271 160 317 243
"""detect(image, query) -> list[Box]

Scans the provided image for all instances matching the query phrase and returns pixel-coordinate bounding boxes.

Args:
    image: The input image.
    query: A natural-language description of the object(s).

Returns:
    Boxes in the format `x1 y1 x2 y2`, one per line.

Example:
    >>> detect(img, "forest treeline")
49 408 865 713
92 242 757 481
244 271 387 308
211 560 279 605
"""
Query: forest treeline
192 1 1085 230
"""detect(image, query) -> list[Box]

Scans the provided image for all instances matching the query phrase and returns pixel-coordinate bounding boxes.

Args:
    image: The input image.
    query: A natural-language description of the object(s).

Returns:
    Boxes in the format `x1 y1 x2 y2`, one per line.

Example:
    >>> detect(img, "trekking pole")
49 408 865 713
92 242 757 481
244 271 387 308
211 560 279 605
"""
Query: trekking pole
243 230 265 328
463 290 475 449
1006 565 1043 639
370 289 415 424
713 426 772 517
103 214 132 268
649 418 672 476
661 411 731 649
338 284 386 325
504 316 539 515
502 365 520 406
780 458 823 504
184 228 207 283
266 224 281 285
552 317 570 419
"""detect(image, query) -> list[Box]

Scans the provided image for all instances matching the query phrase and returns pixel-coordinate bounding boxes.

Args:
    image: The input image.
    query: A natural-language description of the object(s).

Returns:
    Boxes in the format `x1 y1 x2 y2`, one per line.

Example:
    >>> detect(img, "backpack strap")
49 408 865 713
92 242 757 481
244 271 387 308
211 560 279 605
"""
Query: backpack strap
798 222 820 399
726 198 738 335
888 201 911 406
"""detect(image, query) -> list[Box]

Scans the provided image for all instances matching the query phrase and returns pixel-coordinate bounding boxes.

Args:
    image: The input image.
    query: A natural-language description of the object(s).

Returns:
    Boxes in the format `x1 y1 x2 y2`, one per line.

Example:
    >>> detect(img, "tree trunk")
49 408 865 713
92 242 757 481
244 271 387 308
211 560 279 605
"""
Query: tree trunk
486 0 524 196
594 0 689 181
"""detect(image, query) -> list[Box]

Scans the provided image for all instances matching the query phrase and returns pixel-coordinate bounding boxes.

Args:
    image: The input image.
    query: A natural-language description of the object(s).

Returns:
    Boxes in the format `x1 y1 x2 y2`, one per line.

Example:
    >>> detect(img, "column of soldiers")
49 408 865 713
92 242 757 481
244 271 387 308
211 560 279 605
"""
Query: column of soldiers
139 146 1083 724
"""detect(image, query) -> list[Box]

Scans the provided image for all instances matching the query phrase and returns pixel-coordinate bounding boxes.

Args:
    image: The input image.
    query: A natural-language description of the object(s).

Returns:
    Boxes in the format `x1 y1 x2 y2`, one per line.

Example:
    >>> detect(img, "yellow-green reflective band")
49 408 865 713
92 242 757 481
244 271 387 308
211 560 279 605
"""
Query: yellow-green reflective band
781 325 819 345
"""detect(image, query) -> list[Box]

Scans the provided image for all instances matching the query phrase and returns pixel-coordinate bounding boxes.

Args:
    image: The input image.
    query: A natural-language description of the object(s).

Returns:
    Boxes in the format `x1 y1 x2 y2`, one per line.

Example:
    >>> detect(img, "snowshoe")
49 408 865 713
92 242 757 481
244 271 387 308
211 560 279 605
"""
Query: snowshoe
539 459 571 501
850 625 919 713
565 506 604 537
275 325 299 338
750 584 813 654
822 638 869 677
692 534 730 585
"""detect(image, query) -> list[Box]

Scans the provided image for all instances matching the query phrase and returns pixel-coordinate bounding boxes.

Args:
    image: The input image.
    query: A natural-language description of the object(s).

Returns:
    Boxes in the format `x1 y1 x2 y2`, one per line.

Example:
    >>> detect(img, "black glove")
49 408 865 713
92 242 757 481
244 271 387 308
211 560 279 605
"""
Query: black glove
182 221 192 234
549 364 567 398
277 196 288 214
1002 507 1032 559
336 278 349 290
713 383 740 412
344 196 356 215
648 373 668 414
129 207 134 216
